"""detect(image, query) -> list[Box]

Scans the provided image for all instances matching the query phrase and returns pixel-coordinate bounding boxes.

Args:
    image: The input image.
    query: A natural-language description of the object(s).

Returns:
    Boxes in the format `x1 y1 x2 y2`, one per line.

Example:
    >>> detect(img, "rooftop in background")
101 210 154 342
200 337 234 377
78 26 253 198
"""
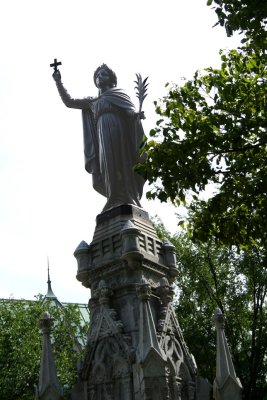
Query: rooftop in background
0 262 90 327
43 261 89 327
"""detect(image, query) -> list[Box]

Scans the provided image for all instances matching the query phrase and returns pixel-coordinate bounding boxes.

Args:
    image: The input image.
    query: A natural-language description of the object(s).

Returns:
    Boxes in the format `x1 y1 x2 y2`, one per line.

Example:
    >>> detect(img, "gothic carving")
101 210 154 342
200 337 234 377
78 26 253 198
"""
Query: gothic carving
86 335 133 399
136 280 151 301
73 205 210 399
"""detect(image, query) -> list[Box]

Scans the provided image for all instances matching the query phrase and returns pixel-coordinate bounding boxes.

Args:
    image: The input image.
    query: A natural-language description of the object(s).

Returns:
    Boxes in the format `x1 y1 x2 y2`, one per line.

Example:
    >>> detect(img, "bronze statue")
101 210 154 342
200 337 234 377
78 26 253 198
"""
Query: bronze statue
52 63 146 212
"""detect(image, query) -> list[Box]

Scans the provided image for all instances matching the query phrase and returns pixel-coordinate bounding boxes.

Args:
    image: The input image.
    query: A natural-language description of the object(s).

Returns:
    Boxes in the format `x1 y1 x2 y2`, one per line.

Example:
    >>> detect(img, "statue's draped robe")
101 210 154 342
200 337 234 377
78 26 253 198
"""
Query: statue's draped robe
55 83 145 211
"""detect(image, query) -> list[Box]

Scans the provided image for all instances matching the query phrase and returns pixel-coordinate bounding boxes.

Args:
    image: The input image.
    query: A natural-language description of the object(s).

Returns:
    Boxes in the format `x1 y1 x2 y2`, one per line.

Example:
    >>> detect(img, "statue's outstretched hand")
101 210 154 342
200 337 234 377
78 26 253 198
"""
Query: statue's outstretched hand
52 70 61 82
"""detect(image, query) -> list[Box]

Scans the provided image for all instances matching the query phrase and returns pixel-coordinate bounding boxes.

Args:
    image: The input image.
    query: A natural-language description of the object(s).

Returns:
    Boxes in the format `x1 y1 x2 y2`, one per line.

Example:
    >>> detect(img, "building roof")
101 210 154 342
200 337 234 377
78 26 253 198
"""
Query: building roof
0 261 89 326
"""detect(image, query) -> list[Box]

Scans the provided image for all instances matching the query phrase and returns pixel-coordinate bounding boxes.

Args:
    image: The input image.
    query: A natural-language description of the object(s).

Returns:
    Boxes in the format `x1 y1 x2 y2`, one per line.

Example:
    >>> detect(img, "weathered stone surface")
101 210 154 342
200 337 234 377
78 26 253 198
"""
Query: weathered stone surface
196 377 212 400
36 312 63 400
73 205 202 399
213 308 242 400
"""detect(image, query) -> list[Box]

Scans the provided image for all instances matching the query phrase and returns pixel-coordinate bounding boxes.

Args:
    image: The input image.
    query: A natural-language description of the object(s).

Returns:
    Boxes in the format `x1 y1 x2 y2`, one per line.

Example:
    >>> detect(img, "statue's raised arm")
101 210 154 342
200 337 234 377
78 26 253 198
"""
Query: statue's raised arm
52 63 92 110
52 62 147 212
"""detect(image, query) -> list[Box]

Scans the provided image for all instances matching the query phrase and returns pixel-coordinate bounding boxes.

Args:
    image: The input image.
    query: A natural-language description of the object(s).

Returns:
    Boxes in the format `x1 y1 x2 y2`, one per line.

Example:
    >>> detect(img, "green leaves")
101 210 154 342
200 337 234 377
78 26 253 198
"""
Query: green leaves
207 0 267 44
155 227 267 398
0 297 89 400
141 38 267 250
140 5 267 397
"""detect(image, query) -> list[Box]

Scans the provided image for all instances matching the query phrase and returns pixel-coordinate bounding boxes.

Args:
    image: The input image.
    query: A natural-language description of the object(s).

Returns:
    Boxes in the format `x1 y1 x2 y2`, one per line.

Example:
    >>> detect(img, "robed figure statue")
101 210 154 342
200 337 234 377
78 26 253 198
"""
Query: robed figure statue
52 64 145 212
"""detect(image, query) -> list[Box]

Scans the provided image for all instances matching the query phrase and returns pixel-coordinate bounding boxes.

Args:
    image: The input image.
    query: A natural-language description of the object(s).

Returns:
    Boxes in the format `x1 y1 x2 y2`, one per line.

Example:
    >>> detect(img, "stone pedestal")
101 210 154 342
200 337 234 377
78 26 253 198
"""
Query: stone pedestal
72 205 199 400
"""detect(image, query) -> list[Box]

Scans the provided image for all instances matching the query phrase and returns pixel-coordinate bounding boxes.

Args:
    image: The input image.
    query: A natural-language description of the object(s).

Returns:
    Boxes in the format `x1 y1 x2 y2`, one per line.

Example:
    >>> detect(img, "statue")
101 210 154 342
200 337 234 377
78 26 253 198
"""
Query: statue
52 61 147 212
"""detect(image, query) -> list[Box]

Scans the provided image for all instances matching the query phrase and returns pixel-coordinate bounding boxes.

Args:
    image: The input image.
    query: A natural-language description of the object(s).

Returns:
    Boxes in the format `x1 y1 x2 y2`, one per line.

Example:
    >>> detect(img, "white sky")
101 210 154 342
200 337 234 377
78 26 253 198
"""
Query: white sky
0 0 240 303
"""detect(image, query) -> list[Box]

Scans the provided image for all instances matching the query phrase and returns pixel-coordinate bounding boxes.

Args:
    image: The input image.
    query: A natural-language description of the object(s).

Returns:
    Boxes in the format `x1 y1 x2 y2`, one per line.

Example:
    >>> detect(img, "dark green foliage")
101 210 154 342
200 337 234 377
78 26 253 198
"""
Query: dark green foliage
138 1 267 250
0 296 88 400
207 0 267 40
140 3 267 398
155 220 267 399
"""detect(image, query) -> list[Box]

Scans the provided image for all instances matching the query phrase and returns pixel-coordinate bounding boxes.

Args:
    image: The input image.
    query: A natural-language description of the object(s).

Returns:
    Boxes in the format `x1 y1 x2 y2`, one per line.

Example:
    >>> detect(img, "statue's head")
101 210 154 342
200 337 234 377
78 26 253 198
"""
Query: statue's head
94 64 117 89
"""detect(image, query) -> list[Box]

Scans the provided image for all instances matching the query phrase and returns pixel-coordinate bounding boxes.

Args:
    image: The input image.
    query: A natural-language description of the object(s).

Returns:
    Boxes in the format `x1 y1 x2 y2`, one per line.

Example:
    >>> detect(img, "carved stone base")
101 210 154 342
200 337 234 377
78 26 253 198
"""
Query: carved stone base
72 205 204 400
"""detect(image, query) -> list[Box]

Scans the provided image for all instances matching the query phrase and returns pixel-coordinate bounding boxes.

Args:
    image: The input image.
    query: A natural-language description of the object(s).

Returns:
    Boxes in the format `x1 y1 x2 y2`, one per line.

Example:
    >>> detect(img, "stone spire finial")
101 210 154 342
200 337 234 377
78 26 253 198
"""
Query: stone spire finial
35 312 63 400
136 280 165 363
213 308 242 400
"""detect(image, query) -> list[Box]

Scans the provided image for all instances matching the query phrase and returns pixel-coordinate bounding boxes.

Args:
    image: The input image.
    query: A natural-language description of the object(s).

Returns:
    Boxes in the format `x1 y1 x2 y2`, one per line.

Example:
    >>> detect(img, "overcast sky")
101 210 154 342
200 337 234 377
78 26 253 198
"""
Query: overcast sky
0 0 240 303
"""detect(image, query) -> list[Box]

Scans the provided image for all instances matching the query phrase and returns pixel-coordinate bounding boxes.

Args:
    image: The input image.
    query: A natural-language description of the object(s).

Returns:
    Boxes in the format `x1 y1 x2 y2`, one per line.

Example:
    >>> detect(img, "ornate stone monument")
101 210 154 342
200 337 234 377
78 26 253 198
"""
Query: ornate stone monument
73 205 202 399
52 63 209 399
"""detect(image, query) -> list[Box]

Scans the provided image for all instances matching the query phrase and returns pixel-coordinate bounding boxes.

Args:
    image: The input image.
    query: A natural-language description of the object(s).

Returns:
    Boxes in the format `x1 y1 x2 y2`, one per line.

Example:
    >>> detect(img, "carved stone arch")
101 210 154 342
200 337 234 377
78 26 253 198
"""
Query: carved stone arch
173 359 183 377
163 335 184 377
95 337 120 362
163 335 183 360
92 337 121 383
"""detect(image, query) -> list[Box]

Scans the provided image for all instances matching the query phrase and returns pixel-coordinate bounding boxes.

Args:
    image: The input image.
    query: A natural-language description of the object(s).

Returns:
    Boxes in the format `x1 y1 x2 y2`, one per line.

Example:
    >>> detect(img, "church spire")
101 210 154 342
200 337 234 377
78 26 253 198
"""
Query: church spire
47 257 55 297
42 258 62 307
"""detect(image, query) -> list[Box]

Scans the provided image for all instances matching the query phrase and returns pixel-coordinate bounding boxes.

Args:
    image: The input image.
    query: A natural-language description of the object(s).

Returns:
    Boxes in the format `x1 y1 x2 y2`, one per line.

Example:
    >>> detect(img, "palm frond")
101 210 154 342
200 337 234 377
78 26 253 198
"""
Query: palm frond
135 73 149 112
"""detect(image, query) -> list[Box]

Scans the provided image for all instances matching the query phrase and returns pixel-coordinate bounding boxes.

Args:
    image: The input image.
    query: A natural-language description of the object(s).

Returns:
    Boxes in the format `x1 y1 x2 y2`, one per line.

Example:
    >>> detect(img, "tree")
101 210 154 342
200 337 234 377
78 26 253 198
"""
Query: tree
0 296 88 400
154 221 267 399
207 0 267 40
138 1 267 250
140 3 267 397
